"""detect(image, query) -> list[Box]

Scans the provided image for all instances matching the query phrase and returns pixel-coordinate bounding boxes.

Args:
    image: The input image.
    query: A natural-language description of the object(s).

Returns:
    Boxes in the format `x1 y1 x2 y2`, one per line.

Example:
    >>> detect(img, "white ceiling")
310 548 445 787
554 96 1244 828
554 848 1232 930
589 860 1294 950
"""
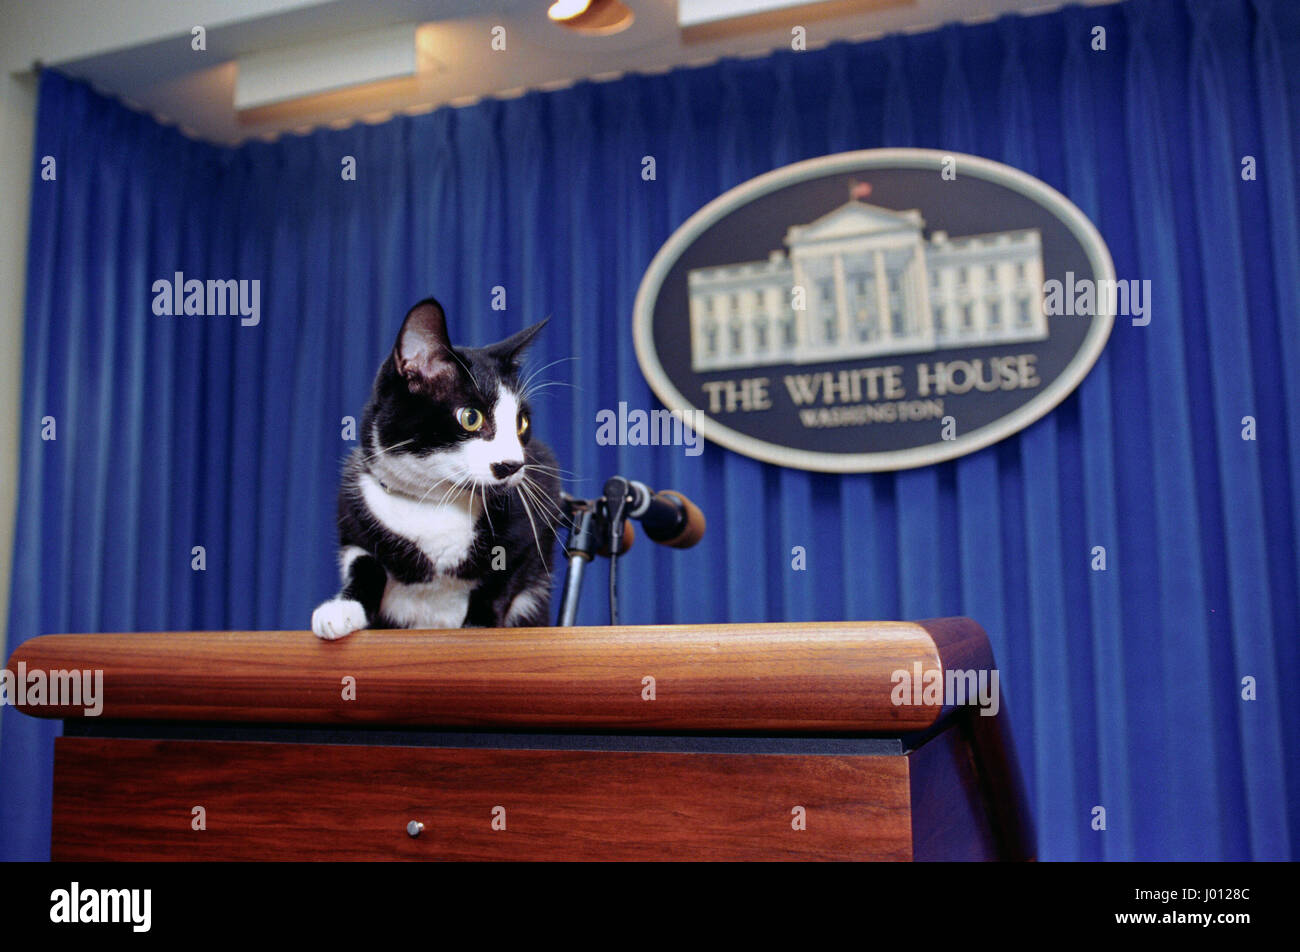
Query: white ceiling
24 0 1124 144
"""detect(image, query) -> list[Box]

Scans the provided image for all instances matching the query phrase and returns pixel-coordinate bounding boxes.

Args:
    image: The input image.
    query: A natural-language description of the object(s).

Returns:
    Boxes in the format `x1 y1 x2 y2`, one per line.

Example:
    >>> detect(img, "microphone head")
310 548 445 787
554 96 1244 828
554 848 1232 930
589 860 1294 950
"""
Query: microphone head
625 480 654 517
656 491 706 548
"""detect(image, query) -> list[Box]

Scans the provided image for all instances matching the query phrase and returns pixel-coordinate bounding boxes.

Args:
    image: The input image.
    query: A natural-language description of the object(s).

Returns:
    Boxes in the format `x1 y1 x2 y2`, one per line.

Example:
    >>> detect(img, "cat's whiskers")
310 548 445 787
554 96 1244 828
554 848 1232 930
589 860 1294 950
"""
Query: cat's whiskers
521 380 577 398
520 382 580 408
359 437 415 465
519 469 569 530
480 481 495 537
423 468 472 508
416 472 452 505
521 462 581 479
420 480 454 508
514 468 566 535
518 356 577 396
518 474 565 525
515 488 549 570
516 486 558 536
516 476 568 545
520 362 581 404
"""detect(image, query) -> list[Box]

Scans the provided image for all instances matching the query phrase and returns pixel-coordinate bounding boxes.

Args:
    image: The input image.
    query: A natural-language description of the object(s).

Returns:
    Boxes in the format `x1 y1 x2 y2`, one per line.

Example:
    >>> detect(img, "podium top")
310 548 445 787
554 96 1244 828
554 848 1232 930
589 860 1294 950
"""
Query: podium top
7 618 994 734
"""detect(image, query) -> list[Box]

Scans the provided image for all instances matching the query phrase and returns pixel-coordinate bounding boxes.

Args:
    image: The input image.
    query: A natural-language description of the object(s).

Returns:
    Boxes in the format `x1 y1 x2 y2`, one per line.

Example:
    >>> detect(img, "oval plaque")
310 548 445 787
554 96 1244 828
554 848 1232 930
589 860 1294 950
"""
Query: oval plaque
633 149 1117 472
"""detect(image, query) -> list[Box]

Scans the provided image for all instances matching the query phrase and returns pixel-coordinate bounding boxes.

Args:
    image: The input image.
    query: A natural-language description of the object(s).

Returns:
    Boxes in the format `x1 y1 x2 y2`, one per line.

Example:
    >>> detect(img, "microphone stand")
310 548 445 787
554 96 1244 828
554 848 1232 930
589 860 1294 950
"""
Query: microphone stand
555 480 633 627
556 494 601 627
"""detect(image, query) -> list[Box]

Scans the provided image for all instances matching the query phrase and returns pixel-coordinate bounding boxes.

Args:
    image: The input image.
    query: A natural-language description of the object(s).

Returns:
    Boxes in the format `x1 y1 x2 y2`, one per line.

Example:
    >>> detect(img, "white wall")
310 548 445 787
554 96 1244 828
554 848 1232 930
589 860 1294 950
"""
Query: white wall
0 68 35 672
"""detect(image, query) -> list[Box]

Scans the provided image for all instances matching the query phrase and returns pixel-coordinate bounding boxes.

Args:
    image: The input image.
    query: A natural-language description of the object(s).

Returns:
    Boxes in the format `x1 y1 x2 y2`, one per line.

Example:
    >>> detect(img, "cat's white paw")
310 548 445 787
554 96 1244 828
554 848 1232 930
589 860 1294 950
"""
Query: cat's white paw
312 598 367 640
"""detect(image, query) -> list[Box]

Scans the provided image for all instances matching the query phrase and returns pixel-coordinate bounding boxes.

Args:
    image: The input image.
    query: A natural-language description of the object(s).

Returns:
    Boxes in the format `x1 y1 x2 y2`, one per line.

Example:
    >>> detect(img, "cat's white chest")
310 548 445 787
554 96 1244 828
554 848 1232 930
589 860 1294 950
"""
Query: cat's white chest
360 474 478 572
380 576 472 629
360 474 479 629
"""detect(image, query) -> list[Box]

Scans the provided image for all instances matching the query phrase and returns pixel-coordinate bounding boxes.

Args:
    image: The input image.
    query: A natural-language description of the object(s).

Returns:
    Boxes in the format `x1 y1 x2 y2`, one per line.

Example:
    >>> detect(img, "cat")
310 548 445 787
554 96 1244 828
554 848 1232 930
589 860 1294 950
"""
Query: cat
311 297 564 639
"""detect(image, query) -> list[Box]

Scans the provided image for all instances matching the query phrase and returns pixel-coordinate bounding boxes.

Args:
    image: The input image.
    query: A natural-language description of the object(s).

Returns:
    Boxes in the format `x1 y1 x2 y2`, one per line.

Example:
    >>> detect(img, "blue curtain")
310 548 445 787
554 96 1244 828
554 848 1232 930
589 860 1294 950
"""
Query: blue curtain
4 0 1297 861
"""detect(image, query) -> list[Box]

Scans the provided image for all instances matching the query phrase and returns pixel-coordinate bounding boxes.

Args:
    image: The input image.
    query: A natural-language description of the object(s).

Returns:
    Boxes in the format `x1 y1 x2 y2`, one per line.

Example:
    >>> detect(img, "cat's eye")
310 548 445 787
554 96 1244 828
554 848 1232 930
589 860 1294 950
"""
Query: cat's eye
456 407 485 432
517 411 530 438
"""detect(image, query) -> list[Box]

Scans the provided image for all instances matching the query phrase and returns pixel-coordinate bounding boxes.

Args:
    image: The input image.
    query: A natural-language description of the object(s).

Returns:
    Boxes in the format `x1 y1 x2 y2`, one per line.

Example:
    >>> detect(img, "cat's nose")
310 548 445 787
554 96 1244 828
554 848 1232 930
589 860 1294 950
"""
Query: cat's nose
491 461 523 480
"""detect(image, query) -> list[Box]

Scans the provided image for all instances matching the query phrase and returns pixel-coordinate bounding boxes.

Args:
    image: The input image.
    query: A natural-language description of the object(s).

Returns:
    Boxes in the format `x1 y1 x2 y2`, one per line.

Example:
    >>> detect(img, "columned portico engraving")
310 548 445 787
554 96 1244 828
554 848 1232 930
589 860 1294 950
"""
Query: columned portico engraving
687 193 1048 372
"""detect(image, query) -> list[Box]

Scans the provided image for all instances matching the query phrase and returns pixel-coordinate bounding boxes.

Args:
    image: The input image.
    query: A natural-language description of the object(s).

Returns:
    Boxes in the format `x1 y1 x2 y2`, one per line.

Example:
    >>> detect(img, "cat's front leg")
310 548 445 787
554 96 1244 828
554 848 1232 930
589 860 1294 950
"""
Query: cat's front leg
312 546 386 640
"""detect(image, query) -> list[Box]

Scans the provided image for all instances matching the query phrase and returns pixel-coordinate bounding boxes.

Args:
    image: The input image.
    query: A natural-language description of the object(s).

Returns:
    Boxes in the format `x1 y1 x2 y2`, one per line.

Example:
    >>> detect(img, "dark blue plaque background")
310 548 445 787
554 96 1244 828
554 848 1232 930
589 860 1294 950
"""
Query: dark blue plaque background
649 166 1101 455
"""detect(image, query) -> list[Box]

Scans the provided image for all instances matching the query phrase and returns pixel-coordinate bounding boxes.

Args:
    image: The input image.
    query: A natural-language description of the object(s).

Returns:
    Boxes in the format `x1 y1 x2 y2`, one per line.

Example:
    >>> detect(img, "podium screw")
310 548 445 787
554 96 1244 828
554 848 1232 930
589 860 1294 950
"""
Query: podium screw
406 820 424 838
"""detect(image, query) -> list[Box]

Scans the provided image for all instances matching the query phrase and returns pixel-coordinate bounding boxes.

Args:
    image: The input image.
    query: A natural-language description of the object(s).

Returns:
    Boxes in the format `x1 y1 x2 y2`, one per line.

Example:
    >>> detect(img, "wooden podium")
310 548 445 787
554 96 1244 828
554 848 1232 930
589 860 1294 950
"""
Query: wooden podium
8 618 1033 861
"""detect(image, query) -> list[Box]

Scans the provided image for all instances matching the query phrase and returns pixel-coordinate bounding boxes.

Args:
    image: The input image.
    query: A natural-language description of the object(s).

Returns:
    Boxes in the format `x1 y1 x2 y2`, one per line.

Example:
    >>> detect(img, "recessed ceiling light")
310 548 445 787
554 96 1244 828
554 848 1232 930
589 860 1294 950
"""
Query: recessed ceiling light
548 0 635 36
549 0 593 20
234 24 419 112
678 0 911 43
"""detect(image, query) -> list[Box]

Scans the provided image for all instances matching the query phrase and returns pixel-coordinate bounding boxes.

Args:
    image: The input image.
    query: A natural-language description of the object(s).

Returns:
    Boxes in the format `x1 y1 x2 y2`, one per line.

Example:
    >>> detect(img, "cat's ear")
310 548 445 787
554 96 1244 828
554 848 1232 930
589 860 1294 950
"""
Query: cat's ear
487 317 549 367
394 298 458 392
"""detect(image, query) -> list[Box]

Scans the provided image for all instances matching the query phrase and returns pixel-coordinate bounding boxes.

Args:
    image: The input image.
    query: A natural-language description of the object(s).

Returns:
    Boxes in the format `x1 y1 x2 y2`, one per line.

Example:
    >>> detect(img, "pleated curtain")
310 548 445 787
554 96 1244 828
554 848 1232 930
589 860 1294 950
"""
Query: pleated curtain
3 0 1297 861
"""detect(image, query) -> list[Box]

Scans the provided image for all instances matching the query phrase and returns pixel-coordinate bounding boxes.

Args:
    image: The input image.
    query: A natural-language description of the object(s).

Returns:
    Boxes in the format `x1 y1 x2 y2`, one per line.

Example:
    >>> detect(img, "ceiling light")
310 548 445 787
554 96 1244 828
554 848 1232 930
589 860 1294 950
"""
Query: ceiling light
234 23 418 112
549 0 594 20
548 0 635 36
679 0 911 42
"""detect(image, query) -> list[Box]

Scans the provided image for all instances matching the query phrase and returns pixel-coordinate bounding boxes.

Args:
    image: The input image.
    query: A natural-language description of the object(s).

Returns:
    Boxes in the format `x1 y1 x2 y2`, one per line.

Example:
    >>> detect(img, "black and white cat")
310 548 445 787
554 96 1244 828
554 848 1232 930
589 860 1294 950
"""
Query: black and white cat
311 297 564 639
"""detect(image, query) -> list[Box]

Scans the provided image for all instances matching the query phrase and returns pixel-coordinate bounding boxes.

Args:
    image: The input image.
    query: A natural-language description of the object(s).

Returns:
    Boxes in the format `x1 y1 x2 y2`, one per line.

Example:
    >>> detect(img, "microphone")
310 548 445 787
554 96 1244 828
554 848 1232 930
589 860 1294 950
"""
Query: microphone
620 479 706 549
566 477 706 627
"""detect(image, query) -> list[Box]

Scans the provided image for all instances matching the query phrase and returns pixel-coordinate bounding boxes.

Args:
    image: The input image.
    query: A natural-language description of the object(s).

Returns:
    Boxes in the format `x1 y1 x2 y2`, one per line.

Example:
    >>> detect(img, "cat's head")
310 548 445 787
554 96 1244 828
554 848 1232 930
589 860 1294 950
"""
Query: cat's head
362 297 548 497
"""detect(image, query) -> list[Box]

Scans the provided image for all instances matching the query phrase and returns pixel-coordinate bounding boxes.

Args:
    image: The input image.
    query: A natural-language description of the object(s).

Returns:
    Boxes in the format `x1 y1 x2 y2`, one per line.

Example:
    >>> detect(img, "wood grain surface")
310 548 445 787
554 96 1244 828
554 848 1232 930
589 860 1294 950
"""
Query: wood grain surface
9 621 956 732
52 737 914 861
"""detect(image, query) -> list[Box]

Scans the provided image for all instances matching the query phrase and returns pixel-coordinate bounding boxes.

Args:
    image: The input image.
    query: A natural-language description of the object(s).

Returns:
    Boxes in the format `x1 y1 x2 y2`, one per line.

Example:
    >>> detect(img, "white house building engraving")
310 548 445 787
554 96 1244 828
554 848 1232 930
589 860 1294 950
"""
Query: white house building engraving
687 197 1049 372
